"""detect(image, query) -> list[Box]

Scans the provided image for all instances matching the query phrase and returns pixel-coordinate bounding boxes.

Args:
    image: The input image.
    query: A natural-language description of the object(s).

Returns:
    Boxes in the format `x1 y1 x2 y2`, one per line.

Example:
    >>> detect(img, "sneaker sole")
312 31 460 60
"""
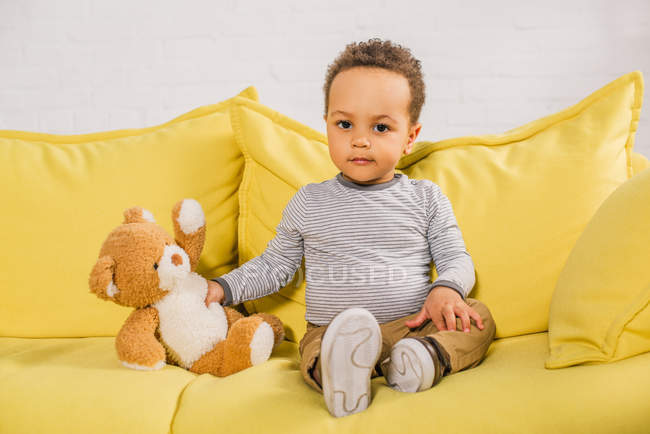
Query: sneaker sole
386 338 435 393
320 308 382 417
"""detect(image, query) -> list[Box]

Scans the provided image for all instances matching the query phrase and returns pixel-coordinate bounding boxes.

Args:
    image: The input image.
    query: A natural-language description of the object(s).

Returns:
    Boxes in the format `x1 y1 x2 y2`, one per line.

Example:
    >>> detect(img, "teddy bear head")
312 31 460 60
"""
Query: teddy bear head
88 199 206 308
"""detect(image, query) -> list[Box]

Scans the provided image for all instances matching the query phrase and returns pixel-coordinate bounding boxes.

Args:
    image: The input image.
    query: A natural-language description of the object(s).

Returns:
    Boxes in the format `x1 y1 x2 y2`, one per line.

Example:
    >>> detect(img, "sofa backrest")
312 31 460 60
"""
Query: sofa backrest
1 73 646 340
223 71 645 342
0 87 257 338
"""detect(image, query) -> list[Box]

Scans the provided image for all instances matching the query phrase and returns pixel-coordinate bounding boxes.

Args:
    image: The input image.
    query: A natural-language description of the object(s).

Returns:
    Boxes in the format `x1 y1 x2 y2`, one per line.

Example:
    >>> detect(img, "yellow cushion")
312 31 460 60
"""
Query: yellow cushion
631 151 649 174
230 71 644 341
229 97 338 342
397 71 644 338
545 167 650 368
171 333 650 433
0 337 196 433
0 86 258 338
4 334 650 432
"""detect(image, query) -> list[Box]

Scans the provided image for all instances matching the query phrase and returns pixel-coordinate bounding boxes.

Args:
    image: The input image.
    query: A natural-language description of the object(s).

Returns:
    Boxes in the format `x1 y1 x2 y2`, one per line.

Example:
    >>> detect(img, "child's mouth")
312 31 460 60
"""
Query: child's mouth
351 158 372 165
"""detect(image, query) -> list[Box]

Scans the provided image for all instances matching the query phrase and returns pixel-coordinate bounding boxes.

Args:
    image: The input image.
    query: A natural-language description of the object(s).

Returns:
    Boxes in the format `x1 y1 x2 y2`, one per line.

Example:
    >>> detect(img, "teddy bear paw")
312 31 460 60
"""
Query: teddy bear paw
249 321 275 366
176 199 205 235
121 359 166 371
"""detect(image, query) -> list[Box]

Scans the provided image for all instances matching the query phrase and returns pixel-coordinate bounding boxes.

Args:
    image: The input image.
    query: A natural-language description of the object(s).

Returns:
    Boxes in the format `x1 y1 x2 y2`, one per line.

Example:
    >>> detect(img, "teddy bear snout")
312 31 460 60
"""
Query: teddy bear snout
157 244 191 292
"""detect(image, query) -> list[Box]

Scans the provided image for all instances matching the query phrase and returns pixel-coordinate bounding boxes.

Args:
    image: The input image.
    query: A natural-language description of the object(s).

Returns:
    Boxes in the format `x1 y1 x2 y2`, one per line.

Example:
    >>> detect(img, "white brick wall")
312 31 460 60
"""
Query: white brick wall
0 0 648 158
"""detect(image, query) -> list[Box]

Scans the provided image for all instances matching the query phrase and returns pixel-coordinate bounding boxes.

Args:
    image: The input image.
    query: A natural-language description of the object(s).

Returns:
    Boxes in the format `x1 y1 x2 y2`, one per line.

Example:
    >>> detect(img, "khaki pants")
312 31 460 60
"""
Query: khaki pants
298 298 496 393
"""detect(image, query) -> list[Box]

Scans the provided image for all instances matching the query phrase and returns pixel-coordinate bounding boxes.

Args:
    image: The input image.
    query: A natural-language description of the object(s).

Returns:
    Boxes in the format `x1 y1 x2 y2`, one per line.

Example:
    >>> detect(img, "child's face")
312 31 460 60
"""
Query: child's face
323 66 422 185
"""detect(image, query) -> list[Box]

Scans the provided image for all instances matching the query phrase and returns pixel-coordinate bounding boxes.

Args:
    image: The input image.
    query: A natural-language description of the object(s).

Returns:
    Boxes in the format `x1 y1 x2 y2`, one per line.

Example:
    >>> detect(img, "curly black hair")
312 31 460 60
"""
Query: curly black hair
323 38 425 127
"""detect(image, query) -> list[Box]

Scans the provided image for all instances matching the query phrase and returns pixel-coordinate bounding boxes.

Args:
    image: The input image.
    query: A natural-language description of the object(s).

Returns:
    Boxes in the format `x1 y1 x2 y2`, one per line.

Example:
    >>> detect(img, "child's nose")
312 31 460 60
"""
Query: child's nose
351 136 370 147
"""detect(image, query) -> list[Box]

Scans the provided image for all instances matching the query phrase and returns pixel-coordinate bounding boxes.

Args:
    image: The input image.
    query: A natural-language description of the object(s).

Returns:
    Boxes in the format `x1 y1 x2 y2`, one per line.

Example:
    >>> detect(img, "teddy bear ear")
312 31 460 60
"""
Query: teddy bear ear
88 255 119 300
123 206 156 224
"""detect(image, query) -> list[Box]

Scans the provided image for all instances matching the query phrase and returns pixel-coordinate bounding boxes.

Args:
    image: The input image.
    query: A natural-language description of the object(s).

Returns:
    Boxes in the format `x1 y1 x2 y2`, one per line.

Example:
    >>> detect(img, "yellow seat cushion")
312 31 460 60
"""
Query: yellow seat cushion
3 334 649 432
229 71 644 341
0 86 257 338
171 333 650 433
0 337 196 434
546 166 650 368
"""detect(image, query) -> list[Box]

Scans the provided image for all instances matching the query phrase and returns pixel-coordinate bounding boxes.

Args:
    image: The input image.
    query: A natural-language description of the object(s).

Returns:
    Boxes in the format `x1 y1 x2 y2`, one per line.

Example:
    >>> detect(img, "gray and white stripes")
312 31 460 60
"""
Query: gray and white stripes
212 171 476 326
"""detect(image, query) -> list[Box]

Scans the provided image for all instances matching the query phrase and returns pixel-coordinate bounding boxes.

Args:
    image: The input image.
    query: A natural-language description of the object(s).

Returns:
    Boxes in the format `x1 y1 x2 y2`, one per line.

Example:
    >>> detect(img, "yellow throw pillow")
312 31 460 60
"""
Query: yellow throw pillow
0 86 258 338
631 151 649 175
229 97 338 342
546 167 650 369
398 70 643 338
231 71 644 342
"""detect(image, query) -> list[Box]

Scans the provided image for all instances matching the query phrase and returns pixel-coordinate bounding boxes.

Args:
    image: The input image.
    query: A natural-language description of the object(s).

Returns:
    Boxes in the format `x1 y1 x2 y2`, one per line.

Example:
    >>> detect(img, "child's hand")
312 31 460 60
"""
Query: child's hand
404 286 485 333
205 280 225 307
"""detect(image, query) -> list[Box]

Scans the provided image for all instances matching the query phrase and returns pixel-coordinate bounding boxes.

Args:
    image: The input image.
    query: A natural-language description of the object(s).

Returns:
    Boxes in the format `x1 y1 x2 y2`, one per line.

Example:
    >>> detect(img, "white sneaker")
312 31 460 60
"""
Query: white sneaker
320 307 382 418
386 337 441 393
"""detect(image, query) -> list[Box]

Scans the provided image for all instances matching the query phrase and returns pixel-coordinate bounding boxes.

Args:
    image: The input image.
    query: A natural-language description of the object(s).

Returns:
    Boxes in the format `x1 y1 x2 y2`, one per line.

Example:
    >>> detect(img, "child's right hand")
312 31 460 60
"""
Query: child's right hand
205 280 225 306
404 286 484 332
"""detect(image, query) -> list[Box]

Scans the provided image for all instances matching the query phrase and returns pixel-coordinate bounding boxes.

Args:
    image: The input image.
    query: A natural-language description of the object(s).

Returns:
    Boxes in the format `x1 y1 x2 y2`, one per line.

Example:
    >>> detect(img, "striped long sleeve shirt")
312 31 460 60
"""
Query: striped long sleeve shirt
211 171 476 326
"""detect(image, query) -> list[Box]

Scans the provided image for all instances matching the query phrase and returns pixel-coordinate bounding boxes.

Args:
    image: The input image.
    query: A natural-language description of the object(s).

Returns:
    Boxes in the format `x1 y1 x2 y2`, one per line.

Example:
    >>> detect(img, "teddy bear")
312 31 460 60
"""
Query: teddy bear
88 198 285 377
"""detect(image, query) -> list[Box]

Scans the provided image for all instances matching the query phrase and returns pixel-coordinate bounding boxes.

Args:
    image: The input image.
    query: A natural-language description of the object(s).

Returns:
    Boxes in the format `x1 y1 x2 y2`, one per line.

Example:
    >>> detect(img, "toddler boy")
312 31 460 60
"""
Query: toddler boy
205 38 496 418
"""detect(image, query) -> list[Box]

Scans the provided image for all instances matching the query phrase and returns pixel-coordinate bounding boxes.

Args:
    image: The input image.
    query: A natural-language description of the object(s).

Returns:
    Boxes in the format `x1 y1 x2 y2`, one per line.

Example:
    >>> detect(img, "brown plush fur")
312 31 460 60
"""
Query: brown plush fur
253 313 285 347
191 315 264 376
116 307 166 367
171 200 206 271
88 198 285 376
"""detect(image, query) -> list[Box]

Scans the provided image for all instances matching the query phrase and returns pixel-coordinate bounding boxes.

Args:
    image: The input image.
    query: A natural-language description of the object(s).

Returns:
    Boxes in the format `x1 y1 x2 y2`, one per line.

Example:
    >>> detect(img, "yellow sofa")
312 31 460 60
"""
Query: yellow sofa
2 72 650 434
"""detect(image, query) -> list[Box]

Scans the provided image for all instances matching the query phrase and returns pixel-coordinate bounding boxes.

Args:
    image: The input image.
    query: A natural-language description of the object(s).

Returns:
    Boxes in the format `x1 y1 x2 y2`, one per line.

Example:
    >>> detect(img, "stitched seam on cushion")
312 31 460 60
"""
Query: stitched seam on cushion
230 102 251 267
239 162 301 249
549 287 650 368
397 72 642 170
602 283 650 358
625 70 644 179
231 101 310 310
232 97 328 145
232 105 311 251
230 101 256 313
248 193 280 239
0 95 243 145
254 161 302 193
410 73 639 158
234 107 322 192
168 376 199 434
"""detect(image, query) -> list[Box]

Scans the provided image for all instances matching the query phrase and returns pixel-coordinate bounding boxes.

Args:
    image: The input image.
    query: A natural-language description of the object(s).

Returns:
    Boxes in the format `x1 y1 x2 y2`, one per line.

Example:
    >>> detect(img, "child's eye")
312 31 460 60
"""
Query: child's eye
335 120 390 133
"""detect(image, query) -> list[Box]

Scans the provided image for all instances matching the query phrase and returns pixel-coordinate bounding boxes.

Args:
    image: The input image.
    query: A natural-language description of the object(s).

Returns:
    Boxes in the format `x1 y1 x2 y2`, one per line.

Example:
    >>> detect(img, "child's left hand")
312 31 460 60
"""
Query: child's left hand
404 286 485 333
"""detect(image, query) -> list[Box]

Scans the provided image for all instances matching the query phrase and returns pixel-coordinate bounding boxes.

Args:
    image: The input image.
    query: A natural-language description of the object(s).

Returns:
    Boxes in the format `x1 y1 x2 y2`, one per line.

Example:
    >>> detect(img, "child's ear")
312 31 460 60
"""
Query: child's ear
404 122 422 154
410 122 422 142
